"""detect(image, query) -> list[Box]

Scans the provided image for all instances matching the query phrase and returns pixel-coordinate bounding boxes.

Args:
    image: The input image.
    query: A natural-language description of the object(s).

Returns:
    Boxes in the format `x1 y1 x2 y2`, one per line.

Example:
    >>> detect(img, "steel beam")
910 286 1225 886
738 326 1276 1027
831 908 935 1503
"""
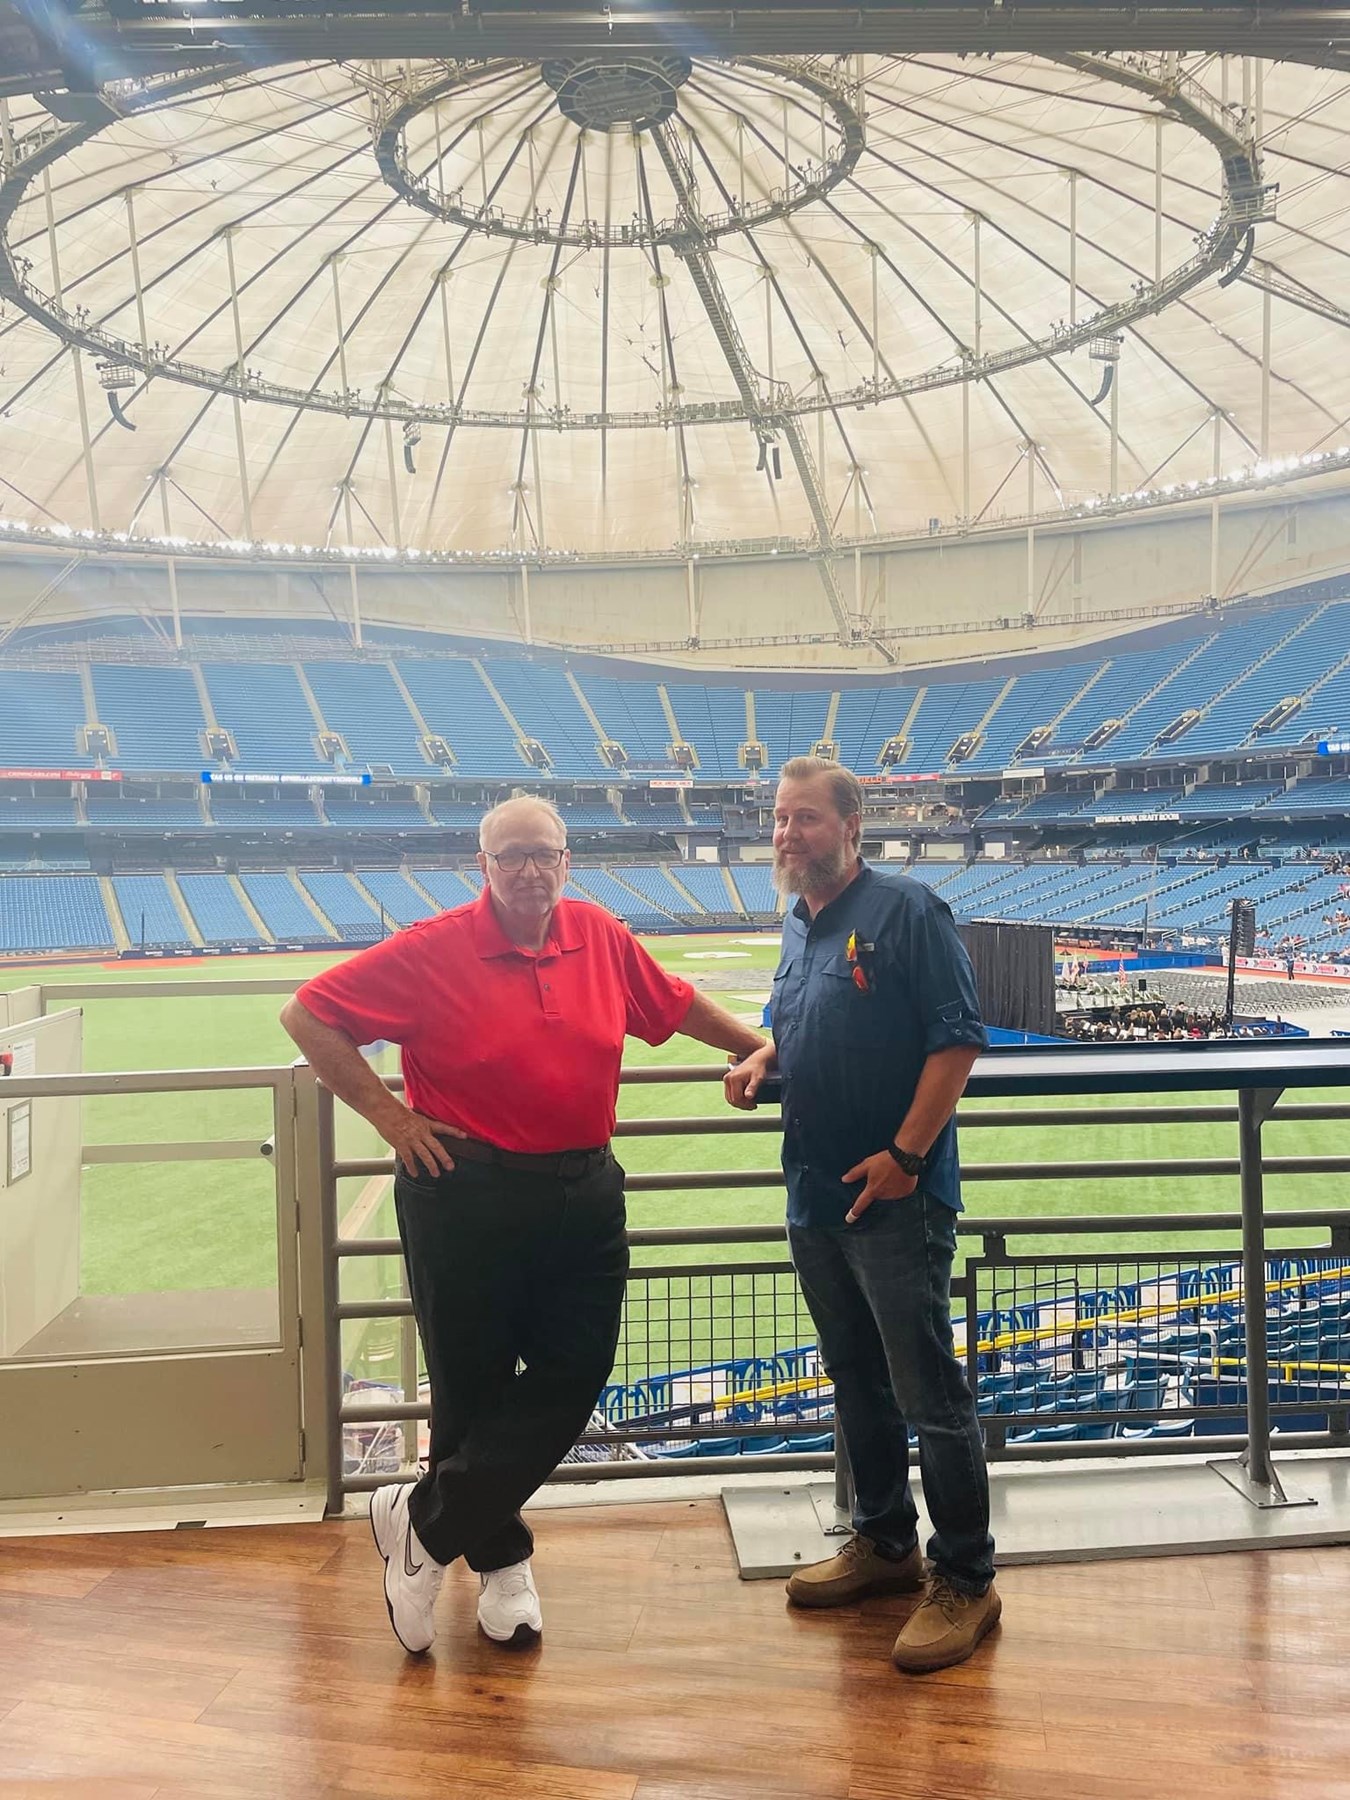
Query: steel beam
34 10 1350 82
648 117 851 639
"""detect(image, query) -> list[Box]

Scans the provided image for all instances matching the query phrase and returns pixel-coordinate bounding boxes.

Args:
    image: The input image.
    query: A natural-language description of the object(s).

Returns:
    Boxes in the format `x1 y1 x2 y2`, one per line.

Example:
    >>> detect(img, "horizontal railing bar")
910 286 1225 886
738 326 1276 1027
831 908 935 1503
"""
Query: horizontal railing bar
38 978 307 1000
340 1437 1347 1476
609 1045 1350 1096
626 1225 787 1245
338 1237 421 1258
620 1066 729 1084
82 1139 267 1164
0 1068 293 1097
339 1454 837 1492
965 1103 1350 1126
617 1260 799 1279
964 1156 1350 1181
613 1105 1350 1134
344 1400 424 1422
339 1395 1340 1430
329 1105 1350 1156
985 1431 1335 1461
615 1115 784 1135
332 1154 1350 1188
334 1211 1348 1258
550 1454 832 1481
965 1211 1347 1240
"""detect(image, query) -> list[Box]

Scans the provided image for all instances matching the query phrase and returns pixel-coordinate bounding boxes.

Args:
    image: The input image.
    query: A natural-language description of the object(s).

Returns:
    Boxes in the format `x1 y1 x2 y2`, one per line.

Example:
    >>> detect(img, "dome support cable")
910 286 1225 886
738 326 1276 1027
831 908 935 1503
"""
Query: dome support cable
648 113 852 640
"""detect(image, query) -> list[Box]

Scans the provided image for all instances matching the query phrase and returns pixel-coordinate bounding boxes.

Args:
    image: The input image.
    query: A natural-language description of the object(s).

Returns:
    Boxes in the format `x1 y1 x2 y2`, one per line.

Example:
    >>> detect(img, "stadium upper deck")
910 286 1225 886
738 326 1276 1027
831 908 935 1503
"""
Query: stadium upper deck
2 583 1350 784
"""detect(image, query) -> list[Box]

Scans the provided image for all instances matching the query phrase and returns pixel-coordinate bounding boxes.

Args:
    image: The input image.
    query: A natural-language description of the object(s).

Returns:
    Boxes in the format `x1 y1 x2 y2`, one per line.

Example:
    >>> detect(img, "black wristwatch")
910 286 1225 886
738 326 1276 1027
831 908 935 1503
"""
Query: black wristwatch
886 1143 927 1178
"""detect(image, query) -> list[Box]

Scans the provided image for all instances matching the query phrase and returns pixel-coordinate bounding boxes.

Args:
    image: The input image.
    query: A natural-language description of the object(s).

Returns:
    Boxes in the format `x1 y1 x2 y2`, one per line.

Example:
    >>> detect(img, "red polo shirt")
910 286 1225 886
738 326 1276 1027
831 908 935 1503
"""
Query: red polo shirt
294 888 695 1153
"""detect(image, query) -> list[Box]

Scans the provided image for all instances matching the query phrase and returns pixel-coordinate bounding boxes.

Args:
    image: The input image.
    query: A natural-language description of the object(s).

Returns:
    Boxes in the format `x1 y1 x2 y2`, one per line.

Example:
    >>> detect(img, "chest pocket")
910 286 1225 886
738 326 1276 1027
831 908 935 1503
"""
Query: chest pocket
818 950 892 1045
768 954 797 1031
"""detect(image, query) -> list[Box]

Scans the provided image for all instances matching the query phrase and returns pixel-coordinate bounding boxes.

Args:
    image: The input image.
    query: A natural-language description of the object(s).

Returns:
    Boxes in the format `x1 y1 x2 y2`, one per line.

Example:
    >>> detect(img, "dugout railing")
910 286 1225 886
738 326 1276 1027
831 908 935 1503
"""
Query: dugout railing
312 1039 1350 1517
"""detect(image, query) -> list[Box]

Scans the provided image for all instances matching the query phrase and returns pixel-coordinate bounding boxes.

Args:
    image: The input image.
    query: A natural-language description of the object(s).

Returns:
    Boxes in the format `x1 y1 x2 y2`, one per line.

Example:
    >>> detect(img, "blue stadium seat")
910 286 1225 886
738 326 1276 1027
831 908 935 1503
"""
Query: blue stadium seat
0 876 116 951
92 666 207 771
302 664 425 774
410 868 480 909
112 875 194 949
239 873 333 941
726 864 778 917
178 874 268 945
358 870 436 925
201 664 323 770
0 671 85 768
398 662 524 775
298 872 384 942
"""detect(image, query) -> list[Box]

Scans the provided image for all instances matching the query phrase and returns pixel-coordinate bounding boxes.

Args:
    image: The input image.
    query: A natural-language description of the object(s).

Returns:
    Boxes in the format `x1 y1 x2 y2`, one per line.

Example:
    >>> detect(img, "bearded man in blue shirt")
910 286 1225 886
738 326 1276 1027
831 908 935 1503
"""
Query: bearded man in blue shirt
726 756 999 1674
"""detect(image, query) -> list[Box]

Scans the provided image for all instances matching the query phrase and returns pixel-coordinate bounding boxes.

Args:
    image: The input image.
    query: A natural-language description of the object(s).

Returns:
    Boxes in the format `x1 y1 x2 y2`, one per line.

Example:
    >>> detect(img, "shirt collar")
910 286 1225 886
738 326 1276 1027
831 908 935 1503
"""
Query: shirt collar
791 859 872 928
470 885 584 959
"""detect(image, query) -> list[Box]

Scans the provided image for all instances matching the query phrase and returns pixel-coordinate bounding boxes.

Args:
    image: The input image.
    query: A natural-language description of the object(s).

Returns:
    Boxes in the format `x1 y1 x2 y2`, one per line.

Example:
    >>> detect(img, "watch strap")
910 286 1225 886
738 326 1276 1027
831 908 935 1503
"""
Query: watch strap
886 1143 926 1177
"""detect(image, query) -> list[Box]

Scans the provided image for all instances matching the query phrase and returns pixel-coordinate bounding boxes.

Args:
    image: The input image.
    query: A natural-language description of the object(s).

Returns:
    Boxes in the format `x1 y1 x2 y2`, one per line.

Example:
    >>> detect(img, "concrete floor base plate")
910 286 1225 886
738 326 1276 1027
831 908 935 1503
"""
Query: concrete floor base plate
723 1452 1350 1578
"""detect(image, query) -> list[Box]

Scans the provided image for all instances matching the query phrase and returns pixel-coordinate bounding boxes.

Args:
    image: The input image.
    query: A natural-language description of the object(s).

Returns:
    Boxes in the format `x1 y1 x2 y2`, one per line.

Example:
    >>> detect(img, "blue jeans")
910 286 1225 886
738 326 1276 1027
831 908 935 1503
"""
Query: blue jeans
789 1191 995 1594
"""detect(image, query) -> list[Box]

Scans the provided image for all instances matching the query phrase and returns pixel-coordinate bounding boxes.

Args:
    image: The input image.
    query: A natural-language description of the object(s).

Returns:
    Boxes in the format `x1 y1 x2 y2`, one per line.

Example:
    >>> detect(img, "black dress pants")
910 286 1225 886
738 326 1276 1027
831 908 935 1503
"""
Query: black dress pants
394 1149 628 1571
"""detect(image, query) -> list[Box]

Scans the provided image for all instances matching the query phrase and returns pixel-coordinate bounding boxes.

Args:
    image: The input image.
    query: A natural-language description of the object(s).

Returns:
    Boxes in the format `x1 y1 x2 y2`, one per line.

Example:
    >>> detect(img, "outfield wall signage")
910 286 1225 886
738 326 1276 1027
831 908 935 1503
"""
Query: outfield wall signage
200 772 373 785
1317 739 1350 755
1237 955 1350 981
0 767 122 781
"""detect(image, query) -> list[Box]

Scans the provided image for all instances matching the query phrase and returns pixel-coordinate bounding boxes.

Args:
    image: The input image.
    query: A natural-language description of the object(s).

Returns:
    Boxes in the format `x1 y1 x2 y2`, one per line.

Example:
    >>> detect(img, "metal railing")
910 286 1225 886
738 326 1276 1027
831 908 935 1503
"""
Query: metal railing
315 1039 1350 1514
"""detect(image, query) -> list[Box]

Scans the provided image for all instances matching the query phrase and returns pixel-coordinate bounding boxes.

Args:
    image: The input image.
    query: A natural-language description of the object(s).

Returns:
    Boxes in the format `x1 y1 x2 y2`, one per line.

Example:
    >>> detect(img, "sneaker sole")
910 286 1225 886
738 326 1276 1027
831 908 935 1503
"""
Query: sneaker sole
786 1567 925 1609
478 1620 542 1650
891 1595 1002 1674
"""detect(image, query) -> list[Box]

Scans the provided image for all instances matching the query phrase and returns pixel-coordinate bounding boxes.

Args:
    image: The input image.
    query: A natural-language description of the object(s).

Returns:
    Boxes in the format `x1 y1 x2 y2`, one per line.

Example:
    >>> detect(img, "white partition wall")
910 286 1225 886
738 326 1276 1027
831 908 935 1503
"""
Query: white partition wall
0 1009 83 1360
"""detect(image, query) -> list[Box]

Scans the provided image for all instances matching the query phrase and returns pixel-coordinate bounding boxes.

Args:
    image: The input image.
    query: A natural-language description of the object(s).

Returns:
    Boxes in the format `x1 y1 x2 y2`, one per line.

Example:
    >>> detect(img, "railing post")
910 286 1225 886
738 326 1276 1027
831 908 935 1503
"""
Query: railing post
1210 1084 1313 1510
1240 1086 1278 1490
292 1059 338 1510
314 1080 346 1520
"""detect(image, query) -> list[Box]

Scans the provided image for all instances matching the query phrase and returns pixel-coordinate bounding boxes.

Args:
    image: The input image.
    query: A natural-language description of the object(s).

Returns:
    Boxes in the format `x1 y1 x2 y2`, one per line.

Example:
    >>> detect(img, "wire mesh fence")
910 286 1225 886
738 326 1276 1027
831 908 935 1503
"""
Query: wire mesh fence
337 1237 1350 1479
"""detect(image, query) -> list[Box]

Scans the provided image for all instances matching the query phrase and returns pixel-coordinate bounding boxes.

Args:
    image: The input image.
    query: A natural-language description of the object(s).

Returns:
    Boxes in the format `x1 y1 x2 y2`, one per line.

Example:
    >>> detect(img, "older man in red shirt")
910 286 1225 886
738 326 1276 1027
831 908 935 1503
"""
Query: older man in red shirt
282 797 763 1655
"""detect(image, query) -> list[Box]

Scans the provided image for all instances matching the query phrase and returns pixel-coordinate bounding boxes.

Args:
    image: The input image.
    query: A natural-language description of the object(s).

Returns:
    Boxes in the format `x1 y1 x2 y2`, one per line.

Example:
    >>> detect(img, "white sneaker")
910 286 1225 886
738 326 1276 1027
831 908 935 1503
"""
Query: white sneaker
369 1482 444 1653
477 1559 542 1647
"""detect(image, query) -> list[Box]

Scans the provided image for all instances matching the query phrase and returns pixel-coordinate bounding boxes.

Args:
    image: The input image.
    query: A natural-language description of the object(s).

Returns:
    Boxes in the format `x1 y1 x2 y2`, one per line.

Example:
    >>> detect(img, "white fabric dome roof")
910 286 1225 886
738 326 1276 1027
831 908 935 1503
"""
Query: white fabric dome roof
0 50 1345 557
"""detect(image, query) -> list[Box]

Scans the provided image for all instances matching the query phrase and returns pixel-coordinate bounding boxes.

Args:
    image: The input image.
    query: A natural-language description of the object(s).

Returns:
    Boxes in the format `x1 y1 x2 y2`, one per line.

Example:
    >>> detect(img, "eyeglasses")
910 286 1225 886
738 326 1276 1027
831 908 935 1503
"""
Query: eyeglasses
485 847 566 873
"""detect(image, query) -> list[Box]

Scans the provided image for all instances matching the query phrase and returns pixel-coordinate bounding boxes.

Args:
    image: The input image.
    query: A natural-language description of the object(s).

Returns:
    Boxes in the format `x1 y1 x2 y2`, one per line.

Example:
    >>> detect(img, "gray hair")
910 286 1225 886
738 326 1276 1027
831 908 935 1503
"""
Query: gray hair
478 795 567 850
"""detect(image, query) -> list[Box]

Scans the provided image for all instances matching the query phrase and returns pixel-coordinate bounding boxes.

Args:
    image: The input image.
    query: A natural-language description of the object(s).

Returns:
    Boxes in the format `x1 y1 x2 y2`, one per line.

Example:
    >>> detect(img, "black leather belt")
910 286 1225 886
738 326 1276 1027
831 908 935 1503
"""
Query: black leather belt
449 1136 611 1180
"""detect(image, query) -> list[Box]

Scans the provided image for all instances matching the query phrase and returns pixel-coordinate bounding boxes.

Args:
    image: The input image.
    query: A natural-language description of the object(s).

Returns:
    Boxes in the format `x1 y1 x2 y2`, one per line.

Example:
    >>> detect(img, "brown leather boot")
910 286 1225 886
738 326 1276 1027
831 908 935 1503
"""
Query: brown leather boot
891 1575 1001 1673
785 1536 924 1609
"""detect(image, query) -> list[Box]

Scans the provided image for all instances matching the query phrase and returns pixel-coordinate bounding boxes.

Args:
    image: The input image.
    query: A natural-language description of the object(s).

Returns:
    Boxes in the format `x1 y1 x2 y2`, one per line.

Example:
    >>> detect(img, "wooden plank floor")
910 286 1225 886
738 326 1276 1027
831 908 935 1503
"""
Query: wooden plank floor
2 1499 1350 1800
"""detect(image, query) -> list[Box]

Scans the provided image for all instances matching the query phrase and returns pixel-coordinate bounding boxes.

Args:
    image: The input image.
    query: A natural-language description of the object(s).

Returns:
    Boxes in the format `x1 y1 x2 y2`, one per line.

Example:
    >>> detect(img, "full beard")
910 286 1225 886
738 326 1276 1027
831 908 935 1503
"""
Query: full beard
773 842 854 897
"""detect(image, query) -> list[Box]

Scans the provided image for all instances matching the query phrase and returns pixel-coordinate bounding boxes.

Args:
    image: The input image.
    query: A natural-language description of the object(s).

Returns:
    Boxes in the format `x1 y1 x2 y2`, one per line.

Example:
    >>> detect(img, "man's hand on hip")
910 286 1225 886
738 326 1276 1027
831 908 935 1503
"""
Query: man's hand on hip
380 1104 468 1179
841 1151 918 1224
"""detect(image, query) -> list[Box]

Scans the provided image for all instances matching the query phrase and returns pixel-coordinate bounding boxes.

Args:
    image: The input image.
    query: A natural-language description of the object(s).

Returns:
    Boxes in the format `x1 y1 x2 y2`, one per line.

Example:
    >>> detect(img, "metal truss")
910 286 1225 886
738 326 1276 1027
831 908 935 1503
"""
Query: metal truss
647 112 851 637
14 4 1350 98
0 53 1270 444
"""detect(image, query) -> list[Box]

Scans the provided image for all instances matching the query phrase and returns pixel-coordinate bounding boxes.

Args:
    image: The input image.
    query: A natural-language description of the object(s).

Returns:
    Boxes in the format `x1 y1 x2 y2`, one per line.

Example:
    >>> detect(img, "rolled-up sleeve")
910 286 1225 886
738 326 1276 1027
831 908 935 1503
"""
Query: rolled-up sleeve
905 893 988 1056
619 927 695 1045
294 931 422 1049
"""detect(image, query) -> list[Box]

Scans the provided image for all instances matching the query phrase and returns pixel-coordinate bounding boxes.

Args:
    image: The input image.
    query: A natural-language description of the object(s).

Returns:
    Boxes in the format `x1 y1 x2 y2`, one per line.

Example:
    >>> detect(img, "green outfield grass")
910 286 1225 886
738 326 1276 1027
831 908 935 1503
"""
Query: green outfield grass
3 939 1345 1383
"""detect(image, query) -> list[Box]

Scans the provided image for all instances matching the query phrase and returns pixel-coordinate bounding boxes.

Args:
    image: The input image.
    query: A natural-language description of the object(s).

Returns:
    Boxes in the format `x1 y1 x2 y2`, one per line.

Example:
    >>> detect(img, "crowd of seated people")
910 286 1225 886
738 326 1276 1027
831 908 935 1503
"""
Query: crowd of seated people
1060 1003 1241 1042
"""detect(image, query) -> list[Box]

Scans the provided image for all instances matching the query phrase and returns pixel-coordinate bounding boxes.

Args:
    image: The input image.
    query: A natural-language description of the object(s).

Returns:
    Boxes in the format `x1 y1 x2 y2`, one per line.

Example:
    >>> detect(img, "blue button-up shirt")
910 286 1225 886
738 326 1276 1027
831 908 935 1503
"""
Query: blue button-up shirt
771 863 988 1229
